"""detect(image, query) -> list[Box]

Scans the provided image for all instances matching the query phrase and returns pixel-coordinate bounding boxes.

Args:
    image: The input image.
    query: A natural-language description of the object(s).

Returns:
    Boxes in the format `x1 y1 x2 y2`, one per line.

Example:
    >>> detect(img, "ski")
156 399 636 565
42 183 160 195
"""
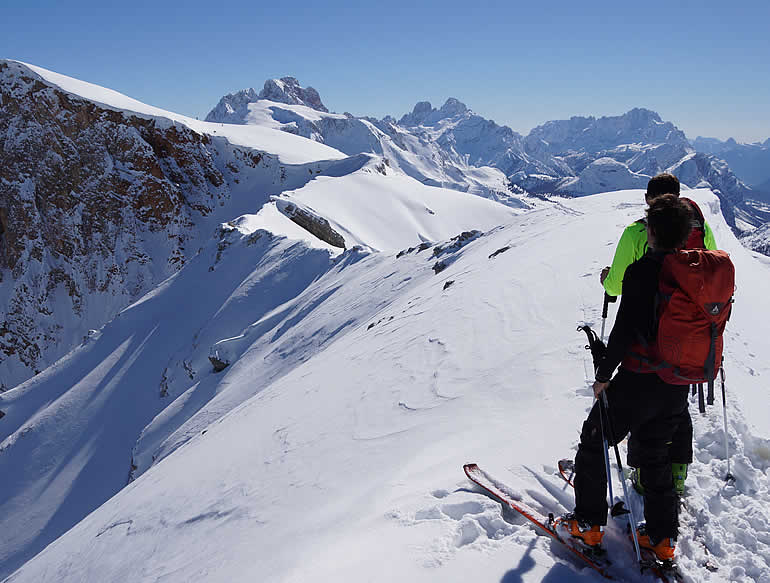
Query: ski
463 463 614 580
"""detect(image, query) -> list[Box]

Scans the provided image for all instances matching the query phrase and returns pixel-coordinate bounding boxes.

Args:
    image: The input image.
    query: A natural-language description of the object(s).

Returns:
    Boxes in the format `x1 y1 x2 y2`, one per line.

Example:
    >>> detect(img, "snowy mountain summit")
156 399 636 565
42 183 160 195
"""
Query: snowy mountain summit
398 97 470 126
205 76 328 124
259 76 328 112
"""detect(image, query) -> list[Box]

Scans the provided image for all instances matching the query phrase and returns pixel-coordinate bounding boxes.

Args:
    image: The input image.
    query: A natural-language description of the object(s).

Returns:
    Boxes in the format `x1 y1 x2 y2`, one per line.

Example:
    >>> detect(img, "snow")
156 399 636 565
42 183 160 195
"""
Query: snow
274 163 519 252
16 62 346 165
3 187 770 582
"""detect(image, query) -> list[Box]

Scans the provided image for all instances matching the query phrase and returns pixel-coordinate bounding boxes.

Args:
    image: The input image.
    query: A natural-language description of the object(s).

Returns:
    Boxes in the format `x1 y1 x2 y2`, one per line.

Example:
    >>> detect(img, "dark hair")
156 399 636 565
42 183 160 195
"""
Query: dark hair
646 173 680 199
646 194 692 250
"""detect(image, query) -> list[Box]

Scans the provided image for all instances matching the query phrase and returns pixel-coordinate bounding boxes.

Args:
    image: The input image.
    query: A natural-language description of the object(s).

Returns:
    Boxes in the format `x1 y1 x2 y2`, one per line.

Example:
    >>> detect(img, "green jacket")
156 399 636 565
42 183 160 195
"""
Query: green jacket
602 218 717 297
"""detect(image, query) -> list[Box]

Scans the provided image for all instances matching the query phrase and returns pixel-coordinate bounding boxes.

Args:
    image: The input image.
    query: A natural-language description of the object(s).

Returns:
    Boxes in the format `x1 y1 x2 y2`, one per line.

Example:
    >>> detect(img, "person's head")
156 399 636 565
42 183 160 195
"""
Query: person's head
645 194 692 251
646 173 680 204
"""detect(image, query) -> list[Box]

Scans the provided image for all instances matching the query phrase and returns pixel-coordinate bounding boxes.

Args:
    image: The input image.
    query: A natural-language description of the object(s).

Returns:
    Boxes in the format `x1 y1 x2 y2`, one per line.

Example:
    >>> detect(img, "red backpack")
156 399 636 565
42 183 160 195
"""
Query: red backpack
624 249 735 386
680 197 707 249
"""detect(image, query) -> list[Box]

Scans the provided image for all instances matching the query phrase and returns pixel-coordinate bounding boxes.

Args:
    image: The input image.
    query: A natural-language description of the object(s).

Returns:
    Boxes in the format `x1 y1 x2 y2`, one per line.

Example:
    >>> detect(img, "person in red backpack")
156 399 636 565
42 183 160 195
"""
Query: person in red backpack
558 194 734 562
600 173 718 497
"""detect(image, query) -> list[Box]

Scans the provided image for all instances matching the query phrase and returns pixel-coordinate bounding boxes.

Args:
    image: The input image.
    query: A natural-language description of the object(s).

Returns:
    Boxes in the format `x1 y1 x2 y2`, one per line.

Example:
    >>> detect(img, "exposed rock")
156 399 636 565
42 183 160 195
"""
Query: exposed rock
208 354 229 373
258 77 328 112
277 201 346 248
488 246 511 259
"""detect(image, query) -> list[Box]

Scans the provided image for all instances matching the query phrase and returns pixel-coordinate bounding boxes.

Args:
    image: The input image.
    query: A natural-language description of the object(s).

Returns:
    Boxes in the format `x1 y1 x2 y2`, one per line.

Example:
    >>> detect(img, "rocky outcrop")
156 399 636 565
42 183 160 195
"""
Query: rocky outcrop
275 200 345 248
258 77 328 112
0 62 228 384
0 61 305 388
740 222 770 255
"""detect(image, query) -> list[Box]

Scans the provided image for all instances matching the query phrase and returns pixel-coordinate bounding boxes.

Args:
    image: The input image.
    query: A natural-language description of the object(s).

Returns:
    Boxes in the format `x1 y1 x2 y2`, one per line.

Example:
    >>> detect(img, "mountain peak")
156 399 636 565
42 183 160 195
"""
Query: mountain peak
258 77 328 112
398 98 470 127
623 107 662 124
439 98 468 116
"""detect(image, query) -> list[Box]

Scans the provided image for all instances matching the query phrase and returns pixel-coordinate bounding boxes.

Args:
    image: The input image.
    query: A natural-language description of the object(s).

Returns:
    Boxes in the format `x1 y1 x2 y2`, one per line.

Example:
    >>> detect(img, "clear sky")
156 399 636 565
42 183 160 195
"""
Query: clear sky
3 0 769 142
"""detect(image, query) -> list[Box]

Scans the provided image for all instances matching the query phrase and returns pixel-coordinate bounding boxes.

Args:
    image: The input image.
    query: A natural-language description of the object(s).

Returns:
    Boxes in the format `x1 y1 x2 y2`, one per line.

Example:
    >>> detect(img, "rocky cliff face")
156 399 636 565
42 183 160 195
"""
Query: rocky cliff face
0 62 320 389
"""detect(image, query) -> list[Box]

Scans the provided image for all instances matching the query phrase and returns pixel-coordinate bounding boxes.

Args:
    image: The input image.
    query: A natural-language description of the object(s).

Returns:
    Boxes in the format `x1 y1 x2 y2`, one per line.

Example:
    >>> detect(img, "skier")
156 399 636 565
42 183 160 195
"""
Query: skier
559 194 733 562
600 173 717 296
600 173 718 496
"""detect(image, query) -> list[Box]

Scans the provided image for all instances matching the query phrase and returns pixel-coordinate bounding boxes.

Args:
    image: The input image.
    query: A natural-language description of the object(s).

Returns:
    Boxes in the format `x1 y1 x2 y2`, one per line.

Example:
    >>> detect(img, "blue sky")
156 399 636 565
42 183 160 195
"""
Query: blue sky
3 0 769 142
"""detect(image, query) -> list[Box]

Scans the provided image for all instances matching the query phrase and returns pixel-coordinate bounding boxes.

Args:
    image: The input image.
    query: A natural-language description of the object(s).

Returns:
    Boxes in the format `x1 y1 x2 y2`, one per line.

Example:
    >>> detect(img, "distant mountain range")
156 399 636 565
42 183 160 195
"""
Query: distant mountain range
206 78 762 231
691 136 770 201
1 61 768 392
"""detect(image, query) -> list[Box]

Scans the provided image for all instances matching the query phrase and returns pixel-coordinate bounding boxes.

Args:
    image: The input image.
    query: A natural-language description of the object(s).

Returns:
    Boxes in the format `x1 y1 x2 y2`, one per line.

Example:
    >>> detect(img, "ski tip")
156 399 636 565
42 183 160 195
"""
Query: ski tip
463 463 479 475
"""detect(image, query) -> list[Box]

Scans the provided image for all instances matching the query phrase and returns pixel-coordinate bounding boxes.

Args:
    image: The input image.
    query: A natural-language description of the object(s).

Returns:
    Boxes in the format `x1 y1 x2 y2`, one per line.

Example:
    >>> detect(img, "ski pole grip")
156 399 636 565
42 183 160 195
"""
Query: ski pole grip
602 292 616 318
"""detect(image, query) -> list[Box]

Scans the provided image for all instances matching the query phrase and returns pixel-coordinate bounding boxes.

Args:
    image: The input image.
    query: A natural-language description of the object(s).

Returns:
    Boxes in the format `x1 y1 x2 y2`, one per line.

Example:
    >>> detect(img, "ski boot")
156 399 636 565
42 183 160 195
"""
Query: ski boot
636 523 676 562
671 463 688 496
555 512 604 550
630 463 688 496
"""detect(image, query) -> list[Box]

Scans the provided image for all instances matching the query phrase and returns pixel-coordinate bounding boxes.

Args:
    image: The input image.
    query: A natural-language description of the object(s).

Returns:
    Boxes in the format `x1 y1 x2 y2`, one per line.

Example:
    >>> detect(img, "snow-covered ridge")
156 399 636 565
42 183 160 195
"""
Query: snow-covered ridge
1 60 522 391
206 89 527 207
3 189 770 583
15 61 344 164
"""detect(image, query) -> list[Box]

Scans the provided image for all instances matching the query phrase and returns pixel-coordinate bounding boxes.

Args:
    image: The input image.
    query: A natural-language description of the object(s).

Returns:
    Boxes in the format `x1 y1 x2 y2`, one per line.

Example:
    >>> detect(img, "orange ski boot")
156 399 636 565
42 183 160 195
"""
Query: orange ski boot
556 512 604 548
636 523 676 561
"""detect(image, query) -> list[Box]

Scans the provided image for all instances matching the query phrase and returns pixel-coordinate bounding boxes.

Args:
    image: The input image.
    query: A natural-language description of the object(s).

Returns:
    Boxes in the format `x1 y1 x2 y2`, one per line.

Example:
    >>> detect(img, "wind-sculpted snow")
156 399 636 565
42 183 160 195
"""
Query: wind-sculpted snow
5 189 770 583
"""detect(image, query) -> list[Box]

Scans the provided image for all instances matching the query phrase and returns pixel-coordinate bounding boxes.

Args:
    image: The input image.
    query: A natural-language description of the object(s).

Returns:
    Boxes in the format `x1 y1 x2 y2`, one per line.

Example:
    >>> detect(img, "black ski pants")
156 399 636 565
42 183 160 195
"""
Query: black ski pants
627 409 692 467
573 369 689 541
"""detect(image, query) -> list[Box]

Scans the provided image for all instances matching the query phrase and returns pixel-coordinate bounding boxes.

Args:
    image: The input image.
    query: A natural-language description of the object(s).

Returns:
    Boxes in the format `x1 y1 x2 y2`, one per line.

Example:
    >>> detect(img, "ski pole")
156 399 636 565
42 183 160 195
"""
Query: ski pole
600 292 616 341
600 391 642 563
598 293 615 508
598 293 641 563
597 389 615 509
720 364 735 483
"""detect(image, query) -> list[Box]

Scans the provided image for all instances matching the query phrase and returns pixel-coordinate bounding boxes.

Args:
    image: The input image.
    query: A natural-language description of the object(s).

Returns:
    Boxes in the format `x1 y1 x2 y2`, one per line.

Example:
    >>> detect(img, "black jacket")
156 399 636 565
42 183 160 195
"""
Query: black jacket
595 250 668 382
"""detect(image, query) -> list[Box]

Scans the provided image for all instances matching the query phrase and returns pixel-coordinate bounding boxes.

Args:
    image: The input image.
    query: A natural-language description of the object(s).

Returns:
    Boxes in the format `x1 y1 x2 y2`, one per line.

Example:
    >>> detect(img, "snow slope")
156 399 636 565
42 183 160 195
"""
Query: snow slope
0 155 519 578
3 189 770 583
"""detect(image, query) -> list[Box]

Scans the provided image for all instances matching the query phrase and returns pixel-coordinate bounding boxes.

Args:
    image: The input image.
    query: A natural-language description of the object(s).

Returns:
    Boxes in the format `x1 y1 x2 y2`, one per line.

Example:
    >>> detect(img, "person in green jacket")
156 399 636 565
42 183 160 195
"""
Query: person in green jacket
599 173 718 496
600 173 717 296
